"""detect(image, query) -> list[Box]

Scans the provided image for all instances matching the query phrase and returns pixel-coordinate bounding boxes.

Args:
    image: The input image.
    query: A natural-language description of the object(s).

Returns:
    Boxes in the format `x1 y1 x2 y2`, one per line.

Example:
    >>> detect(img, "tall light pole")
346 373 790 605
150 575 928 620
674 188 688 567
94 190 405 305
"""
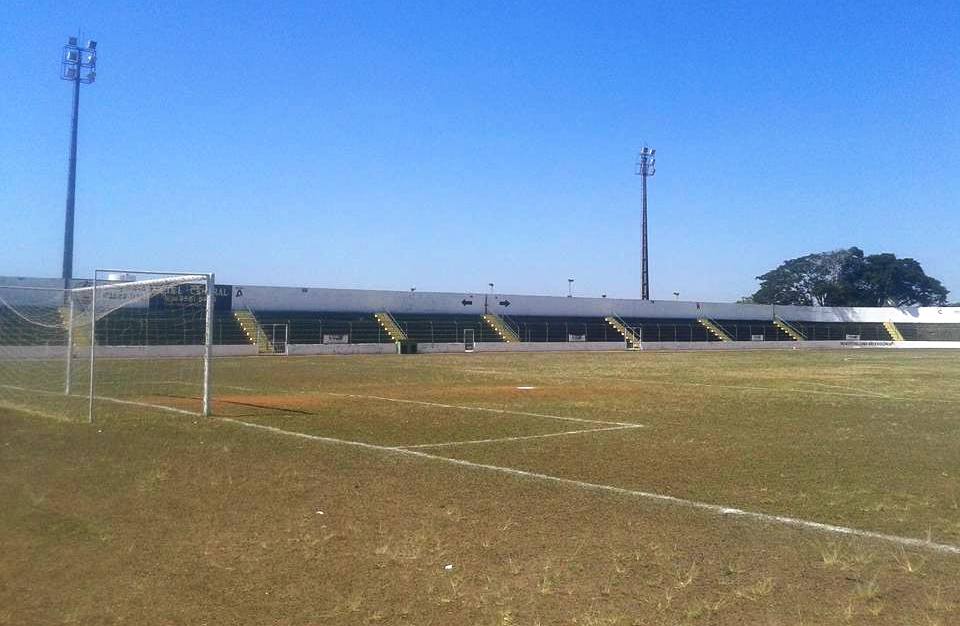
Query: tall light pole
567 278 574 298
635 146 656 300
60 36 97 288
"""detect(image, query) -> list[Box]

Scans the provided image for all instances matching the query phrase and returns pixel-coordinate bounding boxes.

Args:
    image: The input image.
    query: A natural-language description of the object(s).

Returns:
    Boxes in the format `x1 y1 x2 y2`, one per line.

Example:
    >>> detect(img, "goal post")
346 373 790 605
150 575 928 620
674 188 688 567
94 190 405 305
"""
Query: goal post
0 270 215 423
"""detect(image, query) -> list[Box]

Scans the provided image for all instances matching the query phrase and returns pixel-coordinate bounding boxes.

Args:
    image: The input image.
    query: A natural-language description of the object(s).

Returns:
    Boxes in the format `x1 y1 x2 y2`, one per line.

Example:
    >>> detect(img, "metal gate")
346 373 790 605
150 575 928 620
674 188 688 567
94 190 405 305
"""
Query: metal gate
463 328 475 352
257 323 289 355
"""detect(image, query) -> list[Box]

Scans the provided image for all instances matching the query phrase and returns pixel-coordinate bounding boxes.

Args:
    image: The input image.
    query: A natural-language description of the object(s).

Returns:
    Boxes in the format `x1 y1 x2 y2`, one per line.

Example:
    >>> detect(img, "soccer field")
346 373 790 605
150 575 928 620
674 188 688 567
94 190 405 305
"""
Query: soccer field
2 350 959 624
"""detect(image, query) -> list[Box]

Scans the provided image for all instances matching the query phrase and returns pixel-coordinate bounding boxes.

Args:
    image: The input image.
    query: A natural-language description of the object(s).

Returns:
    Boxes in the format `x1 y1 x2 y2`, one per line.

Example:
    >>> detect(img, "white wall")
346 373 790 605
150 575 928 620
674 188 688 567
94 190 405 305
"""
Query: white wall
7 275 958 326
286 343 397 356
231 283 960 324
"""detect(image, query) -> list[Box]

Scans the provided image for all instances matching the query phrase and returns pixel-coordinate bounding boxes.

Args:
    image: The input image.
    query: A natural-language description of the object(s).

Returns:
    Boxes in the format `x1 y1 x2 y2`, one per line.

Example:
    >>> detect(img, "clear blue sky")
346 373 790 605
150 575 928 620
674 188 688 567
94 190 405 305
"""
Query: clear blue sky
2 1 957 301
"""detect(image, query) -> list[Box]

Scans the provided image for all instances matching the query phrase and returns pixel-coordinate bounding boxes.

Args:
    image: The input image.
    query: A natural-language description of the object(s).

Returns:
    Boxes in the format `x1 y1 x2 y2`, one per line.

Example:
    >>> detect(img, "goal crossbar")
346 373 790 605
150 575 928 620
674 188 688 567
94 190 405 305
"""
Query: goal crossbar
71 274 210 293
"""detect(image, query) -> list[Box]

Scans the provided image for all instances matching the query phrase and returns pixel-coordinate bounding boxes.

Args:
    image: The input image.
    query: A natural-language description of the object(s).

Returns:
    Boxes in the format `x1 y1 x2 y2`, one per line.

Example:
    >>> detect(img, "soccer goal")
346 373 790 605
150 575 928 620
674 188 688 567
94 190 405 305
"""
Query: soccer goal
0 270 215 422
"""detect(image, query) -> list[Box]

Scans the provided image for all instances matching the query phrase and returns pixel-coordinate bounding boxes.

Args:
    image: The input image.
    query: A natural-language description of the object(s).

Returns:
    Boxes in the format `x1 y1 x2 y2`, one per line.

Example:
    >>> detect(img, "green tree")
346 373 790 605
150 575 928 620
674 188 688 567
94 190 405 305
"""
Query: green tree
751 248 859 306
840 253 949 306
751 248 949 307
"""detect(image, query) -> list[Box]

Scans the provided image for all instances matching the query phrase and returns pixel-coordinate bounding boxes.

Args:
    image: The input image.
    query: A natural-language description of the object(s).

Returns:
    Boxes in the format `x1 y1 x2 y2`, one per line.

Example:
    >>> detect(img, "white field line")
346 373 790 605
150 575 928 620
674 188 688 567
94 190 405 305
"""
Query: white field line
795 381 890 398
90 394 199 417
440 369 931 402
452 364 960 404
215 416 960 556
613 377 900 400
561 374 960 404
0 383 199 417
152 380 254 392
325 392 643 428
0 399 75 422
218 384 256 392
400 424 642 449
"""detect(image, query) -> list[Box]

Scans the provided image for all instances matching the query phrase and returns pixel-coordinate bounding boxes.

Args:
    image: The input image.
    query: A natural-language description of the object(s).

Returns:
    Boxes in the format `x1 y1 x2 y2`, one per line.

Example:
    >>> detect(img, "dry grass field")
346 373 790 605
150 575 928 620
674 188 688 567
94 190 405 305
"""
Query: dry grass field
2 349 960 625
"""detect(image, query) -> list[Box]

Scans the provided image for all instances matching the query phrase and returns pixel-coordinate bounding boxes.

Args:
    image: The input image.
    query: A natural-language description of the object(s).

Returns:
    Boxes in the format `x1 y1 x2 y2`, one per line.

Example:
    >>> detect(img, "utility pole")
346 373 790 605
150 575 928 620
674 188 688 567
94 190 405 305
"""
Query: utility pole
60 36 98 289
635 146 657 300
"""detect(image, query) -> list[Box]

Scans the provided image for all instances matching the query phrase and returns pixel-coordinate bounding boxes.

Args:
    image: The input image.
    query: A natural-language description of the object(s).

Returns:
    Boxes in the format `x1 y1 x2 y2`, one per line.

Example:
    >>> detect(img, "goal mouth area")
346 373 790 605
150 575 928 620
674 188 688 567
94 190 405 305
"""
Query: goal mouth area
0 270 216 422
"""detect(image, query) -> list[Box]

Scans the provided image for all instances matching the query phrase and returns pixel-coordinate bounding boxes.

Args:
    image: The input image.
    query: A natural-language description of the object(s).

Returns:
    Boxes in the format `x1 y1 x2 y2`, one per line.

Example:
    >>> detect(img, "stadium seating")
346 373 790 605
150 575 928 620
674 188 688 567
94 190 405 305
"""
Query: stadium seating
895 323 960 341
8 303 959 348
0 307 67 345
252 312 395 344
95 310 249 346
711 320 793 341
392 314 504 343
618 318 719 342
508 316 620 342
786 321 890 341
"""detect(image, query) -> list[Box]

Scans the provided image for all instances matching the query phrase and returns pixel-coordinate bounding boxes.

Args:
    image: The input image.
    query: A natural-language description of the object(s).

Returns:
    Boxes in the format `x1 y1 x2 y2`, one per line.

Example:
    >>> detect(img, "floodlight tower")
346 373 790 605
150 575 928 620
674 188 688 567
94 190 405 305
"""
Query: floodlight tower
60 36 98 288
635 146 656 300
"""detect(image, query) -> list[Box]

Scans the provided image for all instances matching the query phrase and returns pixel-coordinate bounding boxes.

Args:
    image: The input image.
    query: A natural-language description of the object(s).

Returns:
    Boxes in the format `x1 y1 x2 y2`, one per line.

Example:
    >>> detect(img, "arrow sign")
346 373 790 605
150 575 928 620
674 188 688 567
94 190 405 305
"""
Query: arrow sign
498 300 511 307
461 299 473 306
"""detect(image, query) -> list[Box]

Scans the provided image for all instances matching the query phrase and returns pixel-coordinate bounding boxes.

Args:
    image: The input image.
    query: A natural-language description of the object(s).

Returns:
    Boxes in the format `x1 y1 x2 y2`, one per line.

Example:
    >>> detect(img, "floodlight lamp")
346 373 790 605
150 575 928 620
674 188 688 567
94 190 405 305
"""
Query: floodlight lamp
68 36 78 46
64 48 79 63
86 40 97 49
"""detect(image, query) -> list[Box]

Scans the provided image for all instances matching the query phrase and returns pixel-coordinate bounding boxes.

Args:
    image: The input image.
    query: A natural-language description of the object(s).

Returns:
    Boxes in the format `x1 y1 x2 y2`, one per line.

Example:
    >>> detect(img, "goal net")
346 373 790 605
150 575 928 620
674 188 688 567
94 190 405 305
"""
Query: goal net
0 271 214 422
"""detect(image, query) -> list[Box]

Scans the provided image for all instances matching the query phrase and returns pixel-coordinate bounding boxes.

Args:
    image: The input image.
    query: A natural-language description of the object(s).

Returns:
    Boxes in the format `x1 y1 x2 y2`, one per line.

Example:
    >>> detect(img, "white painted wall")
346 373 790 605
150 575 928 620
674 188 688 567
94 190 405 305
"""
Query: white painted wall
286 343 397 356
6 276 958 325
230 283 960 324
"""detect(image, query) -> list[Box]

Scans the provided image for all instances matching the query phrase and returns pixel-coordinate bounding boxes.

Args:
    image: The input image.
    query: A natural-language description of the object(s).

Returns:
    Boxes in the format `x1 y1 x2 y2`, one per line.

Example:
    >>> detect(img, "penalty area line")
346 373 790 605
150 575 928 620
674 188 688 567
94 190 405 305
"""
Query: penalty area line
215 415 960 557
325 392 642 428
400 424 643 449
0 383 199 417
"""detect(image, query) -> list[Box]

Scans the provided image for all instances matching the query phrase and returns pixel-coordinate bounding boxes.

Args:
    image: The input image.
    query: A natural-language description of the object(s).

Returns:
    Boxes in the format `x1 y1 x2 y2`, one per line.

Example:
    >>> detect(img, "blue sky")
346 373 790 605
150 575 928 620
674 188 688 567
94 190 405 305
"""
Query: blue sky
2 1 957 301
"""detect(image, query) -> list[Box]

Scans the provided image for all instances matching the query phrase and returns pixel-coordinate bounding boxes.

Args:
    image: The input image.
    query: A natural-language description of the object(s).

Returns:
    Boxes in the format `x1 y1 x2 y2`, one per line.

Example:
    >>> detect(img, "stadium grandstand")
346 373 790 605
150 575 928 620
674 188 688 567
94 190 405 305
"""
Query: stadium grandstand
2 276 958 353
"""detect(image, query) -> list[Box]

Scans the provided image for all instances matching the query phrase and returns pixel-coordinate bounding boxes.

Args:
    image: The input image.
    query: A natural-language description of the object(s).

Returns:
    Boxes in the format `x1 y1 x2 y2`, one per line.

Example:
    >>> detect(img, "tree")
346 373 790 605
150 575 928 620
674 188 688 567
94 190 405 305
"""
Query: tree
751 248 949 307
840 253 949 306
751 248 859 306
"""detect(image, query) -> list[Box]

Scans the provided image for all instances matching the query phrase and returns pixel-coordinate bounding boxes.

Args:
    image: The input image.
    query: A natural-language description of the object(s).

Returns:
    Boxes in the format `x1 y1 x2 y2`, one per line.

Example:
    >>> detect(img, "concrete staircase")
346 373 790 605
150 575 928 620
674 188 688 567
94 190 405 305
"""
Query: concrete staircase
773 317 805 342
604 315 642 349
234 309 268 350
482 313 520 343
884 321 904 341
697 318 733 342
374 312 408 342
